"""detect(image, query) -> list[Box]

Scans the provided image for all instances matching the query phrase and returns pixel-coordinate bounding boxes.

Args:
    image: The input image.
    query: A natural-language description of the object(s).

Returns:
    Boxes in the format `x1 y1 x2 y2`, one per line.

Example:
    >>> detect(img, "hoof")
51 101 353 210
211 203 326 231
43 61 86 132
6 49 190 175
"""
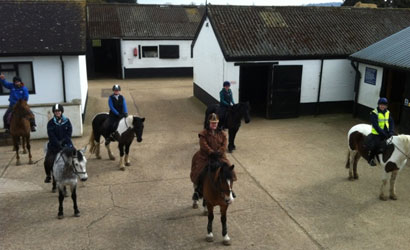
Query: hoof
96 155 101 159
58 214 64 219
28 160 33 165
125 162 131 166
348 176 354 181
379 195 388 201
354 175 359 180
206 234 214 242
109 157 116 161
390 194 398 200
74 212 81 217
119 166 125 171
192 200 199 209
223 240 231 246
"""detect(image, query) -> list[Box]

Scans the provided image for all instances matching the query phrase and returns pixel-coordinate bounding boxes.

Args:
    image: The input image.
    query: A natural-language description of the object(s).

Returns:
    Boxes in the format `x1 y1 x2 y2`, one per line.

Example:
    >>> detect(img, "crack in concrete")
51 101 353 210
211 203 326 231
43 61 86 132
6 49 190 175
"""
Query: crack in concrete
231 153 324 250
0 153 16 178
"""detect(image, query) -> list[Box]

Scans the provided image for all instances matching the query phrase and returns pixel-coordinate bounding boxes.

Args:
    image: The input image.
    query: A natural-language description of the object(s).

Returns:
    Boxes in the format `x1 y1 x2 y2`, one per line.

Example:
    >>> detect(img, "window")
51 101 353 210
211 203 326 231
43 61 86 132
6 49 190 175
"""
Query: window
159 45 180 59
364 67 377 85
142 46 158 58
0 62 35 95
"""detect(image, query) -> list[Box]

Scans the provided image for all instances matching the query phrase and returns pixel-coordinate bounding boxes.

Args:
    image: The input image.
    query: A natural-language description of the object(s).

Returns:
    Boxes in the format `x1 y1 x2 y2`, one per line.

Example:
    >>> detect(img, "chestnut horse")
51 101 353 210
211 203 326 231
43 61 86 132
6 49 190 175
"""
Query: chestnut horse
201 156 235 245
10 99 33 165
346 124 410 200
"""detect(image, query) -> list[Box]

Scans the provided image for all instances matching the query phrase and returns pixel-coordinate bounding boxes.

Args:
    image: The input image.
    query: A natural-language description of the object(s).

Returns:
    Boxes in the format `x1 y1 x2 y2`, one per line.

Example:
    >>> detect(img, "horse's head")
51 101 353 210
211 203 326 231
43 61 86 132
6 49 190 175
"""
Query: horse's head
220 163 235 204
132 116 145 143
13 99 33 119
234 102 250 124
72 147 88 181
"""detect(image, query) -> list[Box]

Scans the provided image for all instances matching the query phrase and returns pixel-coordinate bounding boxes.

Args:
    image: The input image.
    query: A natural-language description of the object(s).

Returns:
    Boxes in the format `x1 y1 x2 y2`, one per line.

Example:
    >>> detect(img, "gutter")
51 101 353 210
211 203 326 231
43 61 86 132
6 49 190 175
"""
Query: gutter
350 60 361 118
315 58 324 116
60 55 67 103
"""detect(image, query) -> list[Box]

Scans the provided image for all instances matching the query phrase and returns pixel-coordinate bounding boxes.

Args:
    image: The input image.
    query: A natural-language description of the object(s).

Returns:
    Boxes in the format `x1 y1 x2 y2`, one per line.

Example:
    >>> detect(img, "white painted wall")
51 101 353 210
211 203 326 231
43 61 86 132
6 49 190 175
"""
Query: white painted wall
357 63 384 108
0 55 87 138
122 40 193 69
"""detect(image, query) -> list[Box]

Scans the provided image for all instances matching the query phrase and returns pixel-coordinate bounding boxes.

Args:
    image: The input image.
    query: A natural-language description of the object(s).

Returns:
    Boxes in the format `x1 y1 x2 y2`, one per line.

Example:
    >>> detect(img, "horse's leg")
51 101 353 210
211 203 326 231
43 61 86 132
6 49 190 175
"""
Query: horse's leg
58 186 65 219
71 184 80 217
105 141 115 160
220 204 231 245
22 137 27 154
95 138 101 159
26 137 33 164
206 204 214 242
228 127 239 152
389 170 399 200
13 137 21 166
202 198 208 215
52 174 57 193
118 143 125 170
379 172 389 201
124 143 131 166
347 150 357 181
353 152 360 180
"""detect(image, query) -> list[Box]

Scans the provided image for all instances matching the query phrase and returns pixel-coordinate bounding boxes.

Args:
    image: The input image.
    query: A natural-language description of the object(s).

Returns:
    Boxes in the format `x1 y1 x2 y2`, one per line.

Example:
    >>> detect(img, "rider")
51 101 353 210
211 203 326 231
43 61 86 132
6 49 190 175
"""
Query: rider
190 113 236 204
367 97 395 166
104 84 128 141
44 104 73 183
0 74 36 132
219 81 235 129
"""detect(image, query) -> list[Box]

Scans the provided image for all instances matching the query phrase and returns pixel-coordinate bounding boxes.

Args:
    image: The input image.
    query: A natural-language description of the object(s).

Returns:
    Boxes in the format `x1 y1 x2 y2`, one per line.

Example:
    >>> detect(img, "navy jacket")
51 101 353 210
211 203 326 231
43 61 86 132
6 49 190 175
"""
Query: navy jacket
370 108 394 138
108 94 128 117
219 89 235 107
47 115 73 153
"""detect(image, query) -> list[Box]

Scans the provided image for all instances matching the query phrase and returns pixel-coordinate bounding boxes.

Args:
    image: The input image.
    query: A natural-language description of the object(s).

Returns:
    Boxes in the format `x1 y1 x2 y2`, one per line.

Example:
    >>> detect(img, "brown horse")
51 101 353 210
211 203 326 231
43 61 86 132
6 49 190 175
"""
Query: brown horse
201 156 235 245
10 99 33 165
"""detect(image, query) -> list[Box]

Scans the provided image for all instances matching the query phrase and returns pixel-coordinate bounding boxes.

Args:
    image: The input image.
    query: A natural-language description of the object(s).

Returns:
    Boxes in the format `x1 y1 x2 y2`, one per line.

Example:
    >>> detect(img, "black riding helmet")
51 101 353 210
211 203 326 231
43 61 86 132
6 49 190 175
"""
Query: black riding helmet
112 84 121 91
52 104 64 113
13 76 22 83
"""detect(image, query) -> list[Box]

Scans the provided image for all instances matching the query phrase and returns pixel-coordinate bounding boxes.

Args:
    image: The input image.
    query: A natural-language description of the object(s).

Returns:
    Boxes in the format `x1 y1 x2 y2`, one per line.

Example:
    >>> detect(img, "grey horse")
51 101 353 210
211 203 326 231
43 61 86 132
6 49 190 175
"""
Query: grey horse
52 147 88 219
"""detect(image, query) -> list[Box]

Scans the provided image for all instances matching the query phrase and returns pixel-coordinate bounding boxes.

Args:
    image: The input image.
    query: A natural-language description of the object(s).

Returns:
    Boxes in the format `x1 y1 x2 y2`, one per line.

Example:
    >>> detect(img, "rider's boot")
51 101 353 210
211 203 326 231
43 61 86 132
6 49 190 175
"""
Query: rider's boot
44 176 51 183
368 151 377 167
30 119 37 132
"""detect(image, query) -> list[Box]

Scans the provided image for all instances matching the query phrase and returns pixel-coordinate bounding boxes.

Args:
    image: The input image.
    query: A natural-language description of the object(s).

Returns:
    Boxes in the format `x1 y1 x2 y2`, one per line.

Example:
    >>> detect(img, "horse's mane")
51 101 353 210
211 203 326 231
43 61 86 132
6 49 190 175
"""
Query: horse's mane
397 134 410 151
12 99 30 116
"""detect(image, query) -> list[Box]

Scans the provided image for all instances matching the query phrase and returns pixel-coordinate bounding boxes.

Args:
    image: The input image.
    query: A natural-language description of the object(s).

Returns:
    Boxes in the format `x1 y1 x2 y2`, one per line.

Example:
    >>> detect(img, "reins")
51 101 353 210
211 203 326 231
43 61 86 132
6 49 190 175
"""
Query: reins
387 137 410 160
57 151 87 177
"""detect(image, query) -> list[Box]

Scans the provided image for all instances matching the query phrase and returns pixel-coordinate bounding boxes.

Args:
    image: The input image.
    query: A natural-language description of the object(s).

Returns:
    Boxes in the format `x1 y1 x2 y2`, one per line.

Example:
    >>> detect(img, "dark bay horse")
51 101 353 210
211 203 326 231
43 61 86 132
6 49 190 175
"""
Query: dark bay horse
10 99 33 165
52 147 87 219
201 156 235 245
346 124 410 200
89 113 145 170
205 102 250 152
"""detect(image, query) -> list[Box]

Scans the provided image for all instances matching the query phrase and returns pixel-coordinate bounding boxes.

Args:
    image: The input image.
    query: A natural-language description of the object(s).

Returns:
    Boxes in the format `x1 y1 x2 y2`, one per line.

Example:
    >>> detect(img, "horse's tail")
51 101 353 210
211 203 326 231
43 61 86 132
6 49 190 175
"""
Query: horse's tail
345 150 351 169
89 127 97 154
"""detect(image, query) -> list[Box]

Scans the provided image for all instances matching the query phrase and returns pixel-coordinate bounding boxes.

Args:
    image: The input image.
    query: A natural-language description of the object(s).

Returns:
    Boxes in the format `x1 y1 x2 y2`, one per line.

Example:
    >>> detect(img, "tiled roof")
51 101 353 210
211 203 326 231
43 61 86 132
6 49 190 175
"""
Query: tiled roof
0 1 86 56
206 5 410 61
350 26 410 71
87 4 205 40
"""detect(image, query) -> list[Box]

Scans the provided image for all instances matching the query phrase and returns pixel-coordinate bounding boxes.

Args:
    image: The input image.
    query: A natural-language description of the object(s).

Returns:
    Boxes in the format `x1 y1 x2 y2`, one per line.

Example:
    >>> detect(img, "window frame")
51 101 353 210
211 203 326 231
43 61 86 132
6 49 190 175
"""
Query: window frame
141 46 159 58
0 61 35 95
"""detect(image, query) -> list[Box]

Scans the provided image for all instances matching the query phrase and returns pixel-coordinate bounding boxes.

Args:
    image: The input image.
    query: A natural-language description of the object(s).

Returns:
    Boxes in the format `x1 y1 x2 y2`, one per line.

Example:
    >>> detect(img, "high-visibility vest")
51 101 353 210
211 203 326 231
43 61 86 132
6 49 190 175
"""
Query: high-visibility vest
371 109 390 135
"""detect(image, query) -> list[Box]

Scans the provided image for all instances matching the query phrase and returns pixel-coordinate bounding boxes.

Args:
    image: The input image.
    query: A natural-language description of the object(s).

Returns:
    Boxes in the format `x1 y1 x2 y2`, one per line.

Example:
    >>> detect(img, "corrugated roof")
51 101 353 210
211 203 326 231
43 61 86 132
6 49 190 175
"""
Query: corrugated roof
205 5 410 61
87 4 205 40
350 26 410 71
0 1 86 56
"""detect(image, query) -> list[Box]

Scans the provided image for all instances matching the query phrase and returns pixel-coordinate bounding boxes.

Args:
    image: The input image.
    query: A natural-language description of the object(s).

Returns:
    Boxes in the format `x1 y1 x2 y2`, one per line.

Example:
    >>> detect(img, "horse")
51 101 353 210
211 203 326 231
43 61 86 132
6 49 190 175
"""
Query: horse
205 102 250 152
89 113 145 170
198 155 235 245
10 99 33 165
346 124 410 200
52 147 87 219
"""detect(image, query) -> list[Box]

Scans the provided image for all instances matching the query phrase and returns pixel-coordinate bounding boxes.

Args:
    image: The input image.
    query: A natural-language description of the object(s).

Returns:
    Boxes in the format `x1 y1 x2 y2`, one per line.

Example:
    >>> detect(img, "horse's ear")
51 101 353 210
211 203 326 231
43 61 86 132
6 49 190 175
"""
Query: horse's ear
80 145 87 154
141 117 145 122
229 165 235 171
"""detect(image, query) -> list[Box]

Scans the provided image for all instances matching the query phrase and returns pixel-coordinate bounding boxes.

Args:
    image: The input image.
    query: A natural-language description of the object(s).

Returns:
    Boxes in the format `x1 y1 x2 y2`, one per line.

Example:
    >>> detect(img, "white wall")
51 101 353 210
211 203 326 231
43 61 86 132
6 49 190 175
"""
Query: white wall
0 55 87 138
357 63 384 108
122 40 193 69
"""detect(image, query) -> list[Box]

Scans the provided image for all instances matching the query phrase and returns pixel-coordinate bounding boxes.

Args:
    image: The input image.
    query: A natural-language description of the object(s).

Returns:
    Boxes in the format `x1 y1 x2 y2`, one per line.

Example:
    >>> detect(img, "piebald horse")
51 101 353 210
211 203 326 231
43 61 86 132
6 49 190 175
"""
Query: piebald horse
346 124 410 200
89 113 145 170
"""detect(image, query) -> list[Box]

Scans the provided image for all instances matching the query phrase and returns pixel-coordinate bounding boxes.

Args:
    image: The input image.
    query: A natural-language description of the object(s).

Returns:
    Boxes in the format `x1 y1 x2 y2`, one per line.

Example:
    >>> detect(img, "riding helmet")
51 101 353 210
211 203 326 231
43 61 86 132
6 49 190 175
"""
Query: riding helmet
13 76 22 83
223 81 231 87
112 84 121 91
378 97 388 105
208 113 219 123
52 104 64 113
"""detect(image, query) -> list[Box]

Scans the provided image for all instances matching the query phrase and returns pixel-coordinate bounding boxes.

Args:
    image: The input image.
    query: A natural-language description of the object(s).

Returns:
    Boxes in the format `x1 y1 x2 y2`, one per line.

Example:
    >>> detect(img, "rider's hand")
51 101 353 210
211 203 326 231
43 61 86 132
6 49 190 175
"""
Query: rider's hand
123 113 128 118
0 74 5 80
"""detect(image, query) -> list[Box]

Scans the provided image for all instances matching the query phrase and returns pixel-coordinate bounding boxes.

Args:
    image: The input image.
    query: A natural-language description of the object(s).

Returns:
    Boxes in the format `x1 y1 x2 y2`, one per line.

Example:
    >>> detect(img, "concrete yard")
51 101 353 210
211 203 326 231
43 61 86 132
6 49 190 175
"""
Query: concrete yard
1 78 410 250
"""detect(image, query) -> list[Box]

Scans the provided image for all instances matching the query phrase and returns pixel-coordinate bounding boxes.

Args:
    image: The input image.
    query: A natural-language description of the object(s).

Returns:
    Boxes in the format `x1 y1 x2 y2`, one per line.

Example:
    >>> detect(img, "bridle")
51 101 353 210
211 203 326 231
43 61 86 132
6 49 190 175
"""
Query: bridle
57 151 87 177
207 162 233 202
386 137 410 160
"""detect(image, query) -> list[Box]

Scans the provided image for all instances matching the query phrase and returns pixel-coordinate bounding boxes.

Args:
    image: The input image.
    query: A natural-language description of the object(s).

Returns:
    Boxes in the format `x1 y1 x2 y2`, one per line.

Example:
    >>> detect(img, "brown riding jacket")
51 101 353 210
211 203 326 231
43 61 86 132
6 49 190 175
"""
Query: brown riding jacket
190 129 235 184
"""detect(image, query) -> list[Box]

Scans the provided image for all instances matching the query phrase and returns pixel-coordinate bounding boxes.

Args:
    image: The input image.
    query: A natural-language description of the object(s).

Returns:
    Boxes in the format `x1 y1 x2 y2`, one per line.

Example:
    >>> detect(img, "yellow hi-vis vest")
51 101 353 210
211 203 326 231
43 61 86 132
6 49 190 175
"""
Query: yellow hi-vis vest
371 109 390 135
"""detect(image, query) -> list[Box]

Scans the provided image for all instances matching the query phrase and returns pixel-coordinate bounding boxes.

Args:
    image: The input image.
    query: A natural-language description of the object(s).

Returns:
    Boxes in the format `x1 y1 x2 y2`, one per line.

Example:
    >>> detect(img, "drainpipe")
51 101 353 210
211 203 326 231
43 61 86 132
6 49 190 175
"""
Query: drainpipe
60 55 67 103
315 58 324 116
351 60 361 118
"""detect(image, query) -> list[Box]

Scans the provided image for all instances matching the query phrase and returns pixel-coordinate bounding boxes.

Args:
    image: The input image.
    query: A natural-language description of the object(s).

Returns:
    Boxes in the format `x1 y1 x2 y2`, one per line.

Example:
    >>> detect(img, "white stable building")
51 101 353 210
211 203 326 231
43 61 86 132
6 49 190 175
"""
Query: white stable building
192 5 410 119
86 4 204 78
0 1 88 139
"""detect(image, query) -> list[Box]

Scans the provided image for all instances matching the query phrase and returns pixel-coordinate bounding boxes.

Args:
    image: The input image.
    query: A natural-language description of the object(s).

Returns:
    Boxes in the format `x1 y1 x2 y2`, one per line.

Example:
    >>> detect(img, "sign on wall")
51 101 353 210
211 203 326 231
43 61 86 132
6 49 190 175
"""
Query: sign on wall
364 67 377 85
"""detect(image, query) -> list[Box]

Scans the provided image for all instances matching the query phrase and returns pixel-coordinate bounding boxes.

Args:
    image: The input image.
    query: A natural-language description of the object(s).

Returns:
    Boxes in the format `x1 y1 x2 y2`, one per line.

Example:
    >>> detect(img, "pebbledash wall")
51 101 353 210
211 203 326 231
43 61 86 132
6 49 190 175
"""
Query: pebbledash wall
0 55 88 139
121 40 194 78
193 18 356 112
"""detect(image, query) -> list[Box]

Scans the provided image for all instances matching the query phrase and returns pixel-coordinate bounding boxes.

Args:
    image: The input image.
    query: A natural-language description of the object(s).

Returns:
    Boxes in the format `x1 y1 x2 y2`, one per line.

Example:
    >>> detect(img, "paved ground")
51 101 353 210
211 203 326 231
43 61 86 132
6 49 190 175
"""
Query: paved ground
1 78 410 250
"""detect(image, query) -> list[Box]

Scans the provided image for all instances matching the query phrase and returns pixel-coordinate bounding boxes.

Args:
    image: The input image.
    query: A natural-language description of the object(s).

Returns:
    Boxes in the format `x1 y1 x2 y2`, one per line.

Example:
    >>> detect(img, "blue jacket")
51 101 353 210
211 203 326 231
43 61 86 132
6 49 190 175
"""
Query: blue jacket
47 115 73 153
370 108 394 138
108 94 128 117
0 78 29 107
219 89 235 107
